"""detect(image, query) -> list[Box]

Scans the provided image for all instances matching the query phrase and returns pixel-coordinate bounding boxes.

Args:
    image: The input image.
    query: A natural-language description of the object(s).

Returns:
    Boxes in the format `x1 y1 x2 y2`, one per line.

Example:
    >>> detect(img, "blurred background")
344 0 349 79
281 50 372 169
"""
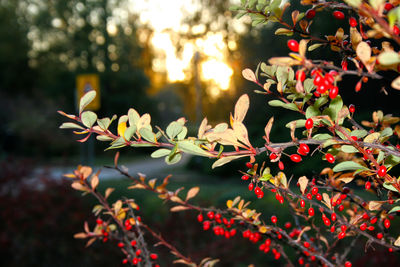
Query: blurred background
1 0 399 266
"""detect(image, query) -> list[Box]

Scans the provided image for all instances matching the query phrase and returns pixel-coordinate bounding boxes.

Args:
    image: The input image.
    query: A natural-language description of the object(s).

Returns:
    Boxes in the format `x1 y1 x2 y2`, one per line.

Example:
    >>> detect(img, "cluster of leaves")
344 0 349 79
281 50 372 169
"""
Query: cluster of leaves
59 0 400 266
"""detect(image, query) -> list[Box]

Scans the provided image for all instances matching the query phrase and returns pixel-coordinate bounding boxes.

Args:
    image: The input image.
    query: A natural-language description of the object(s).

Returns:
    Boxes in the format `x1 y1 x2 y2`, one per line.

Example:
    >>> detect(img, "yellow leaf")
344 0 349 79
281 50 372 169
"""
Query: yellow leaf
117 121 127 137
71 182 88 191
186 187 200 201
170 196 183 203
148 178 157 189
364 132 380 143
322 193 332 210
116 210 126 220
258 226 268 234
391 76 400 90
128 184 146 190
264 117 274 141
226 200 233 208
114 200 122 214
63 173 76 178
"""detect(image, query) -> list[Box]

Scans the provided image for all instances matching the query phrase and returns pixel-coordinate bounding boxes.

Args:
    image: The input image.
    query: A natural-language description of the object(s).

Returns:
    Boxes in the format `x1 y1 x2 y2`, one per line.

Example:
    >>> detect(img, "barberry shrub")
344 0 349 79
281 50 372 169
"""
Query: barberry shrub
60 0 400 266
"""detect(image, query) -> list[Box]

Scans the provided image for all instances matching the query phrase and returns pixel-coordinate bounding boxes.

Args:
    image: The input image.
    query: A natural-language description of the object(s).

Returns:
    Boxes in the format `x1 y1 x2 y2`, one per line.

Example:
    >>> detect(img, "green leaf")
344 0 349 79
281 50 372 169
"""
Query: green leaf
350 129 368 139
81 111 97 128
139 128 156 143
177 126 188 140
79 91 96 114
97 118 111 130
130 143 155 147
165 153 182 165
332 161 368 172
315 95 329 108
268 100 299 112
306 105 320 118
380 127 393 138
96 135 113 141
378 51 400 65
151 148 171 158
303 79 315 93
285 119 306 128
212 155 247 169
124 125 137 141
275 28 293 36
128 108 140 127
389 206 400 213
178 140 212 157
341 145 358 153
383 182 399 192
166 121 183 140
60 122 85 130
313 134 332 140
327 95 343 121
377 150 385 164
259 173 273 181
308 43 324 51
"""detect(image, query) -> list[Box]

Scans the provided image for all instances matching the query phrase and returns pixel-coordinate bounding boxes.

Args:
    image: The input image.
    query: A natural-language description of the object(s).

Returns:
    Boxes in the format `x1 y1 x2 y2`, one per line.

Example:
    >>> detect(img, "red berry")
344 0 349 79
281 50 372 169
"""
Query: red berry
368 225 375 231
338 232 346 239
207 211 215 220
311 187 318 195
300 199 306 208
345 261 352 267
241 175 250 180
349 17 357 27
257 190 264 199
384 218 391 229
298 144 310 155
150 253 158 260
325 153 335 163
316 193 322 201
333 10 345 20
303 241 310 248
278 161 285 170
338 205 344 212
96 218 103 225
248 183 254 191
122 259 128 264
370 217 378 224
350 136 358 141
306 9 316 19
254 186 262 195
385 3 394 11
298 257 305 265
331 213 337 221
305 118 314 130
365 181 371 190
378 165 387 177
118 242 124 248
349 104 355 113
246 162 253 169
197 213 203 222
290 154 302 163
329 86 339 99
270 153 277 160
389 248 393 252
296 70 306 82
285 222 292 229
130 240 137 246
308 207 315 217
287 39 299 52
132 258 139 265
306 193 313 200
355 81 362 92
377 232 383 239
394 25 400 35
271 215 278 224
360 223 367 231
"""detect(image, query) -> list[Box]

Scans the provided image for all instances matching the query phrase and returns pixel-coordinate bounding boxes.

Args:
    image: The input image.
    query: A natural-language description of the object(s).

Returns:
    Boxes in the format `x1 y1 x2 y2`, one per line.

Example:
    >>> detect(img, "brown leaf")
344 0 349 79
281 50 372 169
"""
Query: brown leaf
128 183 146 190
91 175 99 190
356 42 371 65
74 232 87 239
234 94 250 123
298 176 309 194
114 151 120 167
233 121 252 148
148 178 157 189
242 68 257 83
322 193 332 210
85 237 96 247
71 182 88 191
80 166 92 180
350 27 362 50
395 235 400 246
170 205 190 212
170 196 184 203
186 187 200 201
391 76 400 90
105 187 115 199
292 10 300 25
264 117 274 143
299 39 309 58
369 201 383 211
